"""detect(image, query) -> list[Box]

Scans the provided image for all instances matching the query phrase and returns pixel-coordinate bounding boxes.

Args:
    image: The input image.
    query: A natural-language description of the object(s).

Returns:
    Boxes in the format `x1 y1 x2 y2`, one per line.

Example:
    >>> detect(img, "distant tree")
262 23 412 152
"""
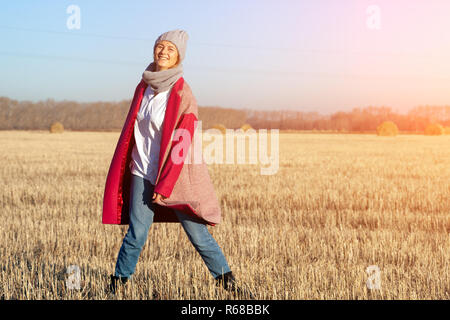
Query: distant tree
1 95 450 134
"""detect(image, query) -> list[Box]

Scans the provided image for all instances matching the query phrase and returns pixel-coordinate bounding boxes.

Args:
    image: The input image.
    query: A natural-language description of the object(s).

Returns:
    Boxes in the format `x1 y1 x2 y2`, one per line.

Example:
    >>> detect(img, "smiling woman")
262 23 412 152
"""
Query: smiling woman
103 29 254 299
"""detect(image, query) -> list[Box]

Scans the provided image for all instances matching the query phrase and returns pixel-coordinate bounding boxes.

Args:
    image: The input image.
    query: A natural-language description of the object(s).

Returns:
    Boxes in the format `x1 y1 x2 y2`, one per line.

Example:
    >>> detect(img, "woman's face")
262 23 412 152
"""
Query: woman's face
154 40 179 71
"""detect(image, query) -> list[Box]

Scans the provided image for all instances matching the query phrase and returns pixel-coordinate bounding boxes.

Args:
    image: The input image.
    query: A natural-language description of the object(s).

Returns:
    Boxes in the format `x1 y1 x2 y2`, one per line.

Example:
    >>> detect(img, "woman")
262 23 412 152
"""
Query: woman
102 29 252 298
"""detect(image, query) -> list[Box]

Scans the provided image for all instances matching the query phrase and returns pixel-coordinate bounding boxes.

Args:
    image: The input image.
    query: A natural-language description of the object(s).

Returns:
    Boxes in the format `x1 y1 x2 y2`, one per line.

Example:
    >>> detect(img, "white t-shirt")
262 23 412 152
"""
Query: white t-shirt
129 85 173 185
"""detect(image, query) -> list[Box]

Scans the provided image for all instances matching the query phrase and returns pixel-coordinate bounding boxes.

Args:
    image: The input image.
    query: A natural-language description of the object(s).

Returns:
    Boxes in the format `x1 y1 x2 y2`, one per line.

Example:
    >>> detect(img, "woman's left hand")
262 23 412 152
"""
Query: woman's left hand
152 192 167 203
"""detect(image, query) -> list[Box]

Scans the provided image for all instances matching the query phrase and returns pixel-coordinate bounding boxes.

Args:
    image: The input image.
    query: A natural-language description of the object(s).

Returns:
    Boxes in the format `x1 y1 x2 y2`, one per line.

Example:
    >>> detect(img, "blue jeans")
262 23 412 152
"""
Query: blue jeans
114 173 231 279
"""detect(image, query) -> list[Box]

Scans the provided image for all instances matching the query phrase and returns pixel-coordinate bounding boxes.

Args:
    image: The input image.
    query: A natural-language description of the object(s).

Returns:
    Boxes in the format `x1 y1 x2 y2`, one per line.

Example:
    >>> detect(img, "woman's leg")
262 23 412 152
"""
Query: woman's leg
114 174 155 279
174 210 231 279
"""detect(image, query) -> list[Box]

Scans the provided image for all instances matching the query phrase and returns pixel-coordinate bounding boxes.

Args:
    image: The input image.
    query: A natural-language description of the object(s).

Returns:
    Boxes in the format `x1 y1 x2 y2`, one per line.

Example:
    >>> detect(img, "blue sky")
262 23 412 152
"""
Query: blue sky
1 0 450 114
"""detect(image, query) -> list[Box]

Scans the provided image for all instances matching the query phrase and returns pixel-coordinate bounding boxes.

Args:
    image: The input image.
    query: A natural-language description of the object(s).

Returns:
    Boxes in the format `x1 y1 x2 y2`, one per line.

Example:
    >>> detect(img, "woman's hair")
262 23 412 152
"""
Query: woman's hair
173 55 181 67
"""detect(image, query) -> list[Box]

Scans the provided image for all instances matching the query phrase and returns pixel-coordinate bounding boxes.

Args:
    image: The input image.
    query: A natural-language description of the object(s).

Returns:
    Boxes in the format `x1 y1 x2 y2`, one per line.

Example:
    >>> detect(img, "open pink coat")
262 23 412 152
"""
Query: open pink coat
102 77 221 226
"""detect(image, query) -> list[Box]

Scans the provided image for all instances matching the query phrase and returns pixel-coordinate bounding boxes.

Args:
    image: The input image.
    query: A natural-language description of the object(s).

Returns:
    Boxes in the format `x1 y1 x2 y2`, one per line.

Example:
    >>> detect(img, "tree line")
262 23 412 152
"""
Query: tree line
0 96 449 133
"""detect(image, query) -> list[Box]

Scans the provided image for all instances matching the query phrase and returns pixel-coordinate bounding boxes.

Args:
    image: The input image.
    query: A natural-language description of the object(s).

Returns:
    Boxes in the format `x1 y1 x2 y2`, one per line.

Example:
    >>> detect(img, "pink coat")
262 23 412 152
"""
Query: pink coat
102 77 221 226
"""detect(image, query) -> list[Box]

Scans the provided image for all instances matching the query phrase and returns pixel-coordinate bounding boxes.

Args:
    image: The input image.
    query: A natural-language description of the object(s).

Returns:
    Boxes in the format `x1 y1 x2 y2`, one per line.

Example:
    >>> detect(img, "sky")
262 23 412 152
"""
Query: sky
1 0 450 115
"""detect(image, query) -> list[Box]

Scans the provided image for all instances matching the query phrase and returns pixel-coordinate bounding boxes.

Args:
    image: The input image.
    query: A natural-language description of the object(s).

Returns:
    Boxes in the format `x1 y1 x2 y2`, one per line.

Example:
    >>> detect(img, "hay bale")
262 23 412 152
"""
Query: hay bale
240 123 253 132
424 123 444 136
376 121 398 136
50 121 64 133
211 123 226 134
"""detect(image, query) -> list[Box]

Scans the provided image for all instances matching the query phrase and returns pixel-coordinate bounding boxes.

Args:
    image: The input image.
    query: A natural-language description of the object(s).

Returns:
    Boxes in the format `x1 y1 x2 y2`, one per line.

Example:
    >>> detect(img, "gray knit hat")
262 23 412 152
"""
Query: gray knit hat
154 29 189 63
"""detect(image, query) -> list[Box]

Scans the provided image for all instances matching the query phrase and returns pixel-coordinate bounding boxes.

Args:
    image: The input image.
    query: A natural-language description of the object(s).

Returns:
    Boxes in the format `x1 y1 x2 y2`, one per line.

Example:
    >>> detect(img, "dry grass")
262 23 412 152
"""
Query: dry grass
211 124 227 135
240 124 254 132
49 122 64 134
0 130 449 300
376 121 399 136
424 123 444 136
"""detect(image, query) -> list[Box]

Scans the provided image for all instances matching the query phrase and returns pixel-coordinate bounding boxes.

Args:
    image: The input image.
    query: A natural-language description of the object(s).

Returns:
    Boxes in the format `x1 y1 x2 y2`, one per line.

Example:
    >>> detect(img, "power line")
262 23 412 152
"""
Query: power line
1 27 449 80
0 25 152 42
0 25 448 60
0 51 143 66
192 65 450 81
1 50 450 82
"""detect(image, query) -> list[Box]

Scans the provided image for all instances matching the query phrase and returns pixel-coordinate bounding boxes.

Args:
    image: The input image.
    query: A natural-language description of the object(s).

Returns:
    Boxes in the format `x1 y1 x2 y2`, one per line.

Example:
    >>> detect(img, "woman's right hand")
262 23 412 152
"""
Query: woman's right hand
152 192 167 203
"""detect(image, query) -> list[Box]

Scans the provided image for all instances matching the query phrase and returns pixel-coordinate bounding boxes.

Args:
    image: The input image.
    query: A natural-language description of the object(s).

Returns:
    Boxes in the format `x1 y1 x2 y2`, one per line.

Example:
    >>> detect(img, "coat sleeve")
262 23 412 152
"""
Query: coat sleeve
154 112 198 198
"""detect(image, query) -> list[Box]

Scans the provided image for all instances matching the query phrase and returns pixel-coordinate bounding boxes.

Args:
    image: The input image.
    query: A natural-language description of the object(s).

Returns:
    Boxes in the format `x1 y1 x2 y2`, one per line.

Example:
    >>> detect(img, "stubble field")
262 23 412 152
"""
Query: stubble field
0 130 449 299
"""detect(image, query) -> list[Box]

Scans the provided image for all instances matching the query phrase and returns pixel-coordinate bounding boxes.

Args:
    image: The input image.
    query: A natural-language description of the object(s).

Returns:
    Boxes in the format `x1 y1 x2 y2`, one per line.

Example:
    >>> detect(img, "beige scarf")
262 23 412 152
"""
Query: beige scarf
142 62 183 94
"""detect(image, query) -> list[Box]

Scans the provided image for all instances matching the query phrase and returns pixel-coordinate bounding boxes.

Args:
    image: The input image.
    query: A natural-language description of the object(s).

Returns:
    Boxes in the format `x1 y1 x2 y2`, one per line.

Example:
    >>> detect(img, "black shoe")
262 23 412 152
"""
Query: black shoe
215 272 255 299
109 274 128 295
